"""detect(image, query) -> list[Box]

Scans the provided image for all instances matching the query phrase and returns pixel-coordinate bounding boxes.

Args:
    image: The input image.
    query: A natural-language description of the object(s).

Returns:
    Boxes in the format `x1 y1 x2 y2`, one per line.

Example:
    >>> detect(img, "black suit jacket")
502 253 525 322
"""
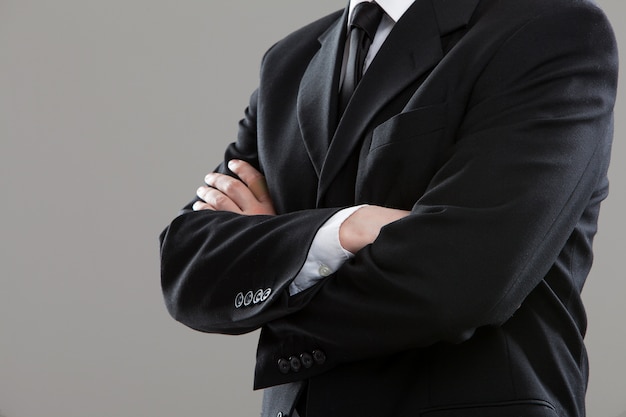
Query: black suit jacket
160 0 618 416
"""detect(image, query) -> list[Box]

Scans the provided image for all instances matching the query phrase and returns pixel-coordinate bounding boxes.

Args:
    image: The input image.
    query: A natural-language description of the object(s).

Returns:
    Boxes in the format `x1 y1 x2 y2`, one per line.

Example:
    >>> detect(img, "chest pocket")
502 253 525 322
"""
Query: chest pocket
356 103 448 208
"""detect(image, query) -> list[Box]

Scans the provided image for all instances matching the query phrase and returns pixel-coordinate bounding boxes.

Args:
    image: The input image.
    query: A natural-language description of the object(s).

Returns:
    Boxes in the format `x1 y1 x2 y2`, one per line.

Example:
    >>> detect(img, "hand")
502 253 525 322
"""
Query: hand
193 160 276 215
339 205 410 253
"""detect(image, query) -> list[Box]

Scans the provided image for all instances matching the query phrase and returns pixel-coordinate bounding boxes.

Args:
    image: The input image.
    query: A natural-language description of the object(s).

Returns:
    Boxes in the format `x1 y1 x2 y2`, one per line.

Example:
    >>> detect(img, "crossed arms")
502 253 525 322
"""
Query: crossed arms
194 158 409 254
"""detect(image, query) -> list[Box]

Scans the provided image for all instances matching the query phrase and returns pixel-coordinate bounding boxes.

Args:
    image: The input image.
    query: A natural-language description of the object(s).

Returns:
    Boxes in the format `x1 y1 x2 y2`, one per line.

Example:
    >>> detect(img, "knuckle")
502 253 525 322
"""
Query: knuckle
247 170 264 181
222 179 241 194
211 192 227 206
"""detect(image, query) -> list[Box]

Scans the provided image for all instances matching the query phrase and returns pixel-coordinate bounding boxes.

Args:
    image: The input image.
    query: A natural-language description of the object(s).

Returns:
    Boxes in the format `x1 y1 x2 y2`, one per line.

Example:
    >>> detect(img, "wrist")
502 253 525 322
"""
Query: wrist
339 206 376 253
339 206 411 253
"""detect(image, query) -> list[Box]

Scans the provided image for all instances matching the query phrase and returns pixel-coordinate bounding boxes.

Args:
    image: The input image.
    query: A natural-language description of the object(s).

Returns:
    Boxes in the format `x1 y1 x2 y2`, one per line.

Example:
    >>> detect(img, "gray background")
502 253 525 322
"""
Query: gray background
1 1 624 416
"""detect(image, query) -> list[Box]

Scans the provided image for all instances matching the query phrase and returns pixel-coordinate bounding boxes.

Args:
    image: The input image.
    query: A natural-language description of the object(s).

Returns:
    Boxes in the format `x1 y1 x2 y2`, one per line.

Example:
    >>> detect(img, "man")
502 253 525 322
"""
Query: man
159 0 618 415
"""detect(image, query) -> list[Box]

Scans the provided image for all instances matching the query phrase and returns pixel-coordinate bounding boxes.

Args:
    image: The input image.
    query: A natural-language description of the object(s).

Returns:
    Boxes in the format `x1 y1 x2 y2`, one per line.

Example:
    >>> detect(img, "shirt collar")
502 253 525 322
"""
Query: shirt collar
348 0 415 23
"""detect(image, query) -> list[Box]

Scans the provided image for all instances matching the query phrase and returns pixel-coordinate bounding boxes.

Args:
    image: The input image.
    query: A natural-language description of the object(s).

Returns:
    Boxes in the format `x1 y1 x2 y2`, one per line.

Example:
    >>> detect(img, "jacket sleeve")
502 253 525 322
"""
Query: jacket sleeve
159 87 342 335
252 6 618 387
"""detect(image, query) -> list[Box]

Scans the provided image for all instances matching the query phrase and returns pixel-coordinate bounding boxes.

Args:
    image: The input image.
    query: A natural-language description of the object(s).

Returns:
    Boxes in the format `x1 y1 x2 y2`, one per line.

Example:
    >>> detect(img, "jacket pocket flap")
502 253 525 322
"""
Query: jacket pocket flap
370 103 446 152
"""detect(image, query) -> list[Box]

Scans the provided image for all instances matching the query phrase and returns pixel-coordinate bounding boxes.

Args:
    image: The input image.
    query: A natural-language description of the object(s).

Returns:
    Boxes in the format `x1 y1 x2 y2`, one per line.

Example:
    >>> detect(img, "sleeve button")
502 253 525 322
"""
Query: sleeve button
277 358 291 374
243 291 254 306
312 349 326 365
253 289 264 304
234 292 244 308
300 352 313 368
289 356 302 372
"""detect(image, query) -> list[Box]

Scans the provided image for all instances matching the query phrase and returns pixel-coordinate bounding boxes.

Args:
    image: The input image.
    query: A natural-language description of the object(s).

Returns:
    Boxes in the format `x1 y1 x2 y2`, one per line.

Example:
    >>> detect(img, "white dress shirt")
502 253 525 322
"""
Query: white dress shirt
289 0 416 295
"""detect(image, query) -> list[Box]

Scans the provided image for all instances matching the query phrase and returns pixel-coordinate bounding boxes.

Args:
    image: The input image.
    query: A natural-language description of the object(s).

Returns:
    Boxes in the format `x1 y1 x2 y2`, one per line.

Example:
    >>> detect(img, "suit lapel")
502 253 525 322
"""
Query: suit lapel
316 0 479 205
297 8 348 178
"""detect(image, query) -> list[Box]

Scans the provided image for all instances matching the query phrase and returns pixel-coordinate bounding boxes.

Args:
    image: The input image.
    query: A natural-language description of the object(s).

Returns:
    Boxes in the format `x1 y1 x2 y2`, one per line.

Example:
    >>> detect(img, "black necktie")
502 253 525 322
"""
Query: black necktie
338 1 384 114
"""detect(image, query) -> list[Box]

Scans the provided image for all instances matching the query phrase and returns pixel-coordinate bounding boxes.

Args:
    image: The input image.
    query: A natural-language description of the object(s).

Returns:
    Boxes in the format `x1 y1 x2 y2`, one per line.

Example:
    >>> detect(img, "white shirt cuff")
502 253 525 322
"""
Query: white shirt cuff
289 205 367 295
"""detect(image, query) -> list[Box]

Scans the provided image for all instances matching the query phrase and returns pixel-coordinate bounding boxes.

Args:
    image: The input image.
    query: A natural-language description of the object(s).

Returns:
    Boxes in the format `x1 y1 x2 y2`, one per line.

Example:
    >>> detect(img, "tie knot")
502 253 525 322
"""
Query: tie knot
350 2 384 40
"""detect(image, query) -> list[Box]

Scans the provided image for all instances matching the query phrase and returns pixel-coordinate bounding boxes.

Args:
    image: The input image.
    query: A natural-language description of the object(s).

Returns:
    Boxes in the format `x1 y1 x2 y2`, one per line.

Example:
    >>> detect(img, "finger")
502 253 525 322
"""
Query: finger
192 200 214 211
196 186 242 213
227 160 271 203
204 172 254 207
248 175 271 204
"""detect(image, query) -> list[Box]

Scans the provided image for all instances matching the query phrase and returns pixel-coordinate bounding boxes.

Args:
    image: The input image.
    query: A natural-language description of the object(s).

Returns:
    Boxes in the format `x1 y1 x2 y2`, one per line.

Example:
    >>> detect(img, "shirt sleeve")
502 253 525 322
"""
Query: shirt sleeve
289 205 367 295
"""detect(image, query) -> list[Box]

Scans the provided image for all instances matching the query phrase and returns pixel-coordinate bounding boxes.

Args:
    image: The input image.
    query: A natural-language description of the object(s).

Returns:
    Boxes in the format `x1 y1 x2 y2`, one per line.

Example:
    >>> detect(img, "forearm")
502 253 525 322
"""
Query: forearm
160 207 341 334
159 85 343 334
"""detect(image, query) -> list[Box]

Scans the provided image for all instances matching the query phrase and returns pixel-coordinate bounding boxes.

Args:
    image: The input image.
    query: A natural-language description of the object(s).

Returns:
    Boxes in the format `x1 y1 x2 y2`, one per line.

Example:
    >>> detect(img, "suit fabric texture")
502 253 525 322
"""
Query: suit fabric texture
159 0 618 415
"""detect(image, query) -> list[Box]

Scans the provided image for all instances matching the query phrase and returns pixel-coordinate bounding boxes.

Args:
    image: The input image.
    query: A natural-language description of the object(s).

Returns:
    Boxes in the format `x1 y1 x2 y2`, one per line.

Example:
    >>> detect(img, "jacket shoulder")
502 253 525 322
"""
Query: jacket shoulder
261 9 343 62
474 0 615 27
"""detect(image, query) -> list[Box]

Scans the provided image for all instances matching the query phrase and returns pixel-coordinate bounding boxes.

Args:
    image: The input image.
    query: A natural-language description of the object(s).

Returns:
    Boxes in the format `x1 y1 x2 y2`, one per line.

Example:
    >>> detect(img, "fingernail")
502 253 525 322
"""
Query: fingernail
228 160 240 170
